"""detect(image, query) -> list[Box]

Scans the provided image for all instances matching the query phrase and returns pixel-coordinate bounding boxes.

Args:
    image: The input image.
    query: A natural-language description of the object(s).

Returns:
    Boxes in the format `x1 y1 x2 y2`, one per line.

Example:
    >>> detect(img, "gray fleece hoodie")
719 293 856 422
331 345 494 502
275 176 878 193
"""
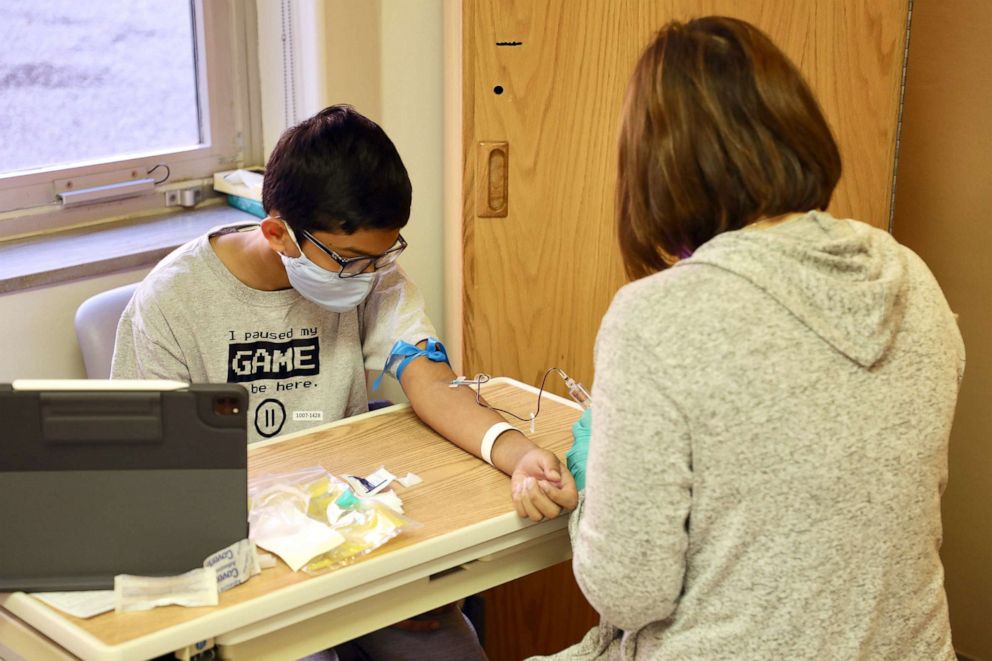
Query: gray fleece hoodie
537 212 964 660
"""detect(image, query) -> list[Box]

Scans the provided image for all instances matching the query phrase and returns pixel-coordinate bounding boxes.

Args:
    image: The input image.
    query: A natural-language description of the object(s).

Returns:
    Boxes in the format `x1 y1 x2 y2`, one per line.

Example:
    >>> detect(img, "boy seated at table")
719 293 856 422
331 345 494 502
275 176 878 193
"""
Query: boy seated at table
112 105 577 658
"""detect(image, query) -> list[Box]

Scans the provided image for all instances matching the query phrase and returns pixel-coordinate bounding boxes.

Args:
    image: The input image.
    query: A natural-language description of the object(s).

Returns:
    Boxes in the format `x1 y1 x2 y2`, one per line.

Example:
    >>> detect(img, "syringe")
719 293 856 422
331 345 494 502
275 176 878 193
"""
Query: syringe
557 369 592 410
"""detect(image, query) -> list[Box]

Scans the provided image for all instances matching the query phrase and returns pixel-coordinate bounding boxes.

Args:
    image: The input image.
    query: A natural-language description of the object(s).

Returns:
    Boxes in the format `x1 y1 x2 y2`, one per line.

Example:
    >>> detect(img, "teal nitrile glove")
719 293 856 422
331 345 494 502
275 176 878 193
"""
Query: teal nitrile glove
566 408 592 491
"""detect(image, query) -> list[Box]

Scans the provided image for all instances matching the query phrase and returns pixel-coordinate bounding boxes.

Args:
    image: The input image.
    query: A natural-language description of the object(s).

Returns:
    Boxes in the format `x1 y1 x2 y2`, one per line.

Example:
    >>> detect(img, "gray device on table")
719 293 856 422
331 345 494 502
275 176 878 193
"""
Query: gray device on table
0 382 248 592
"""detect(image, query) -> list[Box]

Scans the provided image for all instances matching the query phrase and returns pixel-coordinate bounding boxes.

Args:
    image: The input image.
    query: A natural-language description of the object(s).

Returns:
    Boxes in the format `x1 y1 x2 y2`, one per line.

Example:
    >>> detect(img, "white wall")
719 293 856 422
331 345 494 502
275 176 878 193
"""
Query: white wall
0 267 149 381
325 0 446 402
324 0 444 327
379 1 445 333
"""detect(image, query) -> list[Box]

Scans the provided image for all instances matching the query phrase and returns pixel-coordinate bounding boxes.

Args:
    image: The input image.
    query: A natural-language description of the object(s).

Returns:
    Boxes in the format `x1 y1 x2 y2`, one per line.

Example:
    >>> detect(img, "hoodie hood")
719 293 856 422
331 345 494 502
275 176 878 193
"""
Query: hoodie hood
679 211 907 368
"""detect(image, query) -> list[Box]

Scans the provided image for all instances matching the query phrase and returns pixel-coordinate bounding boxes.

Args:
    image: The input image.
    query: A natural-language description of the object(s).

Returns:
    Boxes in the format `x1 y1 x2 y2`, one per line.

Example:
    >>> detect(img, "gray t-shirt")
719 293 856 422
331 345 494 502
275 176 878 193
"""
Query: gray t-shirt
537 212 964 660
112 223 436 443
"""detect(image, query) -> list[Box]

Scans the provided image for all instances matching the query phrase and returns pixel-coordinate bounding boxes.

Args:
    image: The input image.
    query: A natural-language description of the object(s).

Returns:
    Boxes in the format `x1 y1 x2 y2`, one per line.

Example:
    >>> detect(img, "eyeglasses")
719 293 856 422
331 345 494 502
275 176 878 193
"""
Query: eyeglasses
300 229 407 278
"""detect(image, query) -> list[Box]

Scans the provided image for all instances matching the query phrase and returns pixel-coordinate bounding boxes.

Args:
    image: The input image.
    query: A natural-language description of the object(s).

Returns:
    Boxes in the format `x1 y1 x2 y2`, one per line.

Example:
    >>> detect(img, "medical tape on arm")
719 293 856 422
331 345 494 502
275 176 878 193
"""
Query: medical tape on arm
372 337 450 391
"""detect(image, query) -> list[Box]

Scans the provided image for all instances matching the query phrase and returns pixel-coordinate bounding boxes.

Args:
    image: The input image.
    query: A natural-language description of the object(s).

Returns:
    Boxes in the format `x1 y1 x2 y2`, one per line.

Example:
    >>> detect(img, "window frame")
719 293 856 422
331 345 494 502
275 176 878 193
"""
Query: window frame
0 0 262 240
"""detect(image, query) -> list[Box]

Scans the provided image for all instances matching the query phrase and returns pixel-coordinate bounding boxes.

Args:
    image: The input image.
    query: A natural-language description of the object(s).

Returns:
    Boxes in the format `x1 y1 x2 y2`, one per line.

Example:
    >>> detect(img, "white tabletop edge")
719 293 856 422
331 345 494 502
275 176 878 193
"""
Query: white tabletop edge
0 591 113 660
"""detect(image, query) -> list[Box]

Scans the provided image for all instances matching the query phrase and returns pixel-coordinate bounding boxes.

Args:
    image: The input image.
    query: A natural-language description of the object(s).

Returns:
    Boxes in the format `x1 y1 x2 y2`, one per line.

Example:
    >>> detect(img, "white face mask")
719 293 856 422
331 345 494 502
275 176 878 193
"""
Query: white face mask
279 225 376 313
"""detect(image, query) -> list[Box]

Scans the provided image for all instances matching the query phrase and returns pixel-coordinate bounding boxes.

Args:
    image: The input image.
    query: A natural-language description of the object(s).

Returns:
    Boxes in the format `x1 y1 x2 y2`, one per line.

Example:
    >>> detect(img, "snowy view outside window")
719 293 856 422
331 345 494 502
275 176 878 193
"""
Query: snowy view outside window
0 1 201 175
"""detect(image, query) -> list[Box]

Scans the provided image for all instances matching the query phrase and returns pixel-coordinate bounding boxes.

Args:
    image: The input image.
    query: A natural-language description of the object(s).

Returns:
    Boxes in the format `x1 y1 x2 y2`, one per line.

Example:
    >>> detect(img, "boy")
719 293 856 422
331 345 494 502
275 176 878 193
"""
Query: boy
112 105 577 658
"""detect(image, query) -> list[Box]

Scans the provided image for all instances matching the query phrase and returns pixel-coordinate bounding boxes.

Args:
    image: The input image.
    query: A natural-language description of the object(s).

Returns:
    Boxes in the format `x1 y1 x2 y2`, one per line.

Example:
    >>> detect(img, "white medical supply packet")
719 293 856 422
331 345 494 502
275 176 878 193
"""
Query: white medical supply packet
344 465 397 496
114 568 218 613
203 539 262 593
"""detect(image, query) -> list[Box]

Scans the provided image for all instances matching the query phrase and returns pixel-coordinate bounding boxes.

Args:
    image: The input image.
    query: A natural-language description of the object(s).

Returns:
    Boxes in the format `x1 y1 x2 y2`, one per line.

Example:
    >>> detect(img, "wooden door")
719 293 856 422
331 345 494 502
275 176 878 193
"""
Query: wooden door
458 2 911 658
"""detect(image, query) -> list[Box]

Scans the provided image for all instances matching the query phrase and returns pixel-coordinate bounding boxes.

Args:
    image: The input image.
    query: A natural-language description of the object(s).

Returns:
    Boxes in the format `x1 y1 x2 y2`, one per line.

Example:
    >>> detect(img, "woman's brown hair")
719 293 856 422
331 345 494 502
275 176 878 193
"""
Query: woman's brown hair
617 16 842 280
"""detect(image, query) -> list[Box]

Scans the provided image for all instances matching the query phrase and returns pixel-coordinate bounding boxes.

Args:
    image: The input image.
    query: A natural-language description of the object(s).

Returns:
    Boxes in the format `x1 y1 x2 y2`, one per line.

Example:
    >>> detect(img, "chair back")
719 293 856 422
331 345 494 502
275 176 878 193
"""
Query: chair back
74 282 139 378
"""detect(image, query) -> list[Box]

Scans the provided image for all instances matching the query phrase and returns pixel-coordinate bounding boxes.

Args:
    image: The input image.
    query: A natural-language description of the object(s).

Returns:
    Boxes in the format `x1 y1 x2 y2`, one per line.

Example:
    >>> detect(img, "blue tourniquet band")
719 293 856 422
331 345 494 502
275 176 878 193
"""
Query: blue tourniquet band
373 337 450 391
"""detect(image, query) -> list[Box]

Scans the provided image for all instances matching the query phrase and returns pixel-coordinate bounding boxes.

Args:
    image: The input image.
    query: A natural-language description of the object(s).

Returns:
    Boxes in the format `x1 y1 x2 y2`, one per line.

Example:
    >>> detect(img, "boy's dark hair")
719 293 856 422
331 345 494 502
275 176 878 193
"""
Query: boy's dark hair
262 105 412 234
617 17 842 280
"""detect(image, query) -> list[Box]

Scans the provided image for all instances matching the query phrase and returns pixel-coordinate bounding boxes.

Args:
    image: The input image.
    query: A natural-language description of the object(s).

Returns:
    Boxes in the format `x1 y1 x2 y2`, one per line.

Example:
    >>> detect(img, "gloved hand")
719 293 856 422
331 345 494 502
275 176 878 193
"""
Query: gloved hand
566 408 592 490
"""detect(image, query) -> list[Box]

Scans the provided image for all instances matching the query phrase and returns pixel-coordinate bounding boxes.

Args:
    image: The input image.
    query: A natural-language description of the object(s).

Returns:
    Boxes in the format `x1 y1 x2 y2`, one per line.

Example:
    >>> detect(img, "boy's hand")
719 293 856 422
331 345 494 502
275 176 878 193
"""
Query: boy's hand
511 448 579 521
565 408 592 490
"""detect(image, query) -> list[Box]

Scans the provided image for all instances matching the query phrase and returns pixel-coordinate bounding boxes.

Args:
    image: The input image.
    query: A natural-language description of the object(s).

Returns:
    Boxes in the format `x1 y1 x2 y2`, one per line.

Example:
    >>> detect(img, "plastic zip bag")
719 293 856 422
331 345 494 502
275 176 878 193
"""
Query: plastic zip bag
248 465 417 575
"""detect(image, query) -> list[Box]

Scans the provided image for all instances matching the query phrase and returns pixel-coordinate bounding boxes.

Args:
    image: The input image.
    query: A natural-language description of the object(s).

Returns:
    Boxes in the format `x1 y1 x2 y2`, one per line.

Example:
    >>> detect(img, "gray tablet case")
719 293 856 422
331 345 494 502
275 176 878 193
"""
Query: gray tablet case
0 383 248 591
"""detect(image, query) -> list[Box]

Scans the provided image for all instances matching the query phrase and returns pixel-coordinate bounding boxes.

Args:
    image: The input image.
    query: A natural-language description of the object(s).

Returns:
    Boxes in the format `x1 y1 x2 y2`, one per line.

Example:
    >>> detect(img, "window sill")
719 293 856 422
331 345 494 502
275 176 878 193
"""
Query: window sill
0 204 257 294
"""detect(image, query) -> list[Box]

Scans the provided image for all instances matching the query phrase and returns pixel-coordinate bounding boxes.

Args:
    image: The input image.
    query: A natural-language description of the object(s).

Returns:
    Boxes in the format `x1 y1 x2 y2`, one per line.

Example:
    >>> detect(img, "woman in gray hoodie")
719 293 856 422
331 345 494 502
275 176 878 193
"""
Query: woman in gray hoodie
540 16 965 661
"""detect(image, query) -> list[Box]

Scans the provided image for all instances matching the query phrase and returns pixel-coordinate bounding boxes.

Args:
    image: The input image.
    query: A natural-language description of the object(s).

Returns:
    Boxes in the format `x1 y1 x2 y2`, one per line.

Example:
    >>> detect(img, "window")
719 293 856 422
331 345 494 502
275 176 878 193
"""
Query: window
0 0 262 238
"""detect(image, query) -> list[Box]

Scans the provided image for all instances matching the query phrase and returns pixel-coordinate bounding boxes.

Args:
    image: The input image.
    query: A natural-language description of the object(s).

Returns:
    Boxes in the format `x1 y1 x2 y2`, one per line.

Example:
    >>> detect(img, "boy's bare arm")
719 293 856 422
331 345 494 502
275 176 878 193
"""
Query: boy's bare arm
398 351 578 521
